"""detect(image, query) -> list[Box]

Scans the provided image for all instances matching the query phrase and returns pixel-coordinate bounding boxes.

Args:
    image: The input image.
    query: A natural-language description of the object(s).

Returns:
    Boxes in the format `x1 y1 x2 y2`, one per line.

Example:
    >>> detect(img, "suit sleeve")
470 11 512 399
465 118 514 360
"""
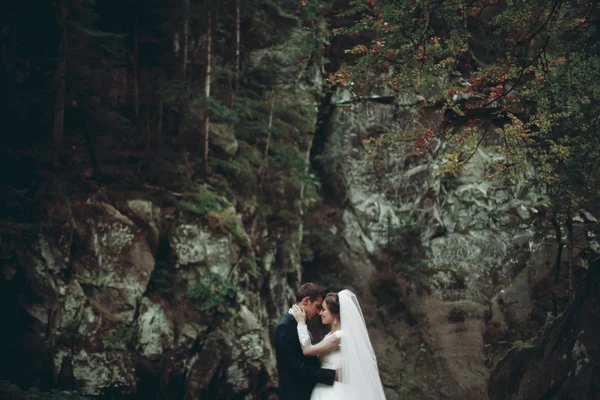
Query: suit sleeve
274 323 336 386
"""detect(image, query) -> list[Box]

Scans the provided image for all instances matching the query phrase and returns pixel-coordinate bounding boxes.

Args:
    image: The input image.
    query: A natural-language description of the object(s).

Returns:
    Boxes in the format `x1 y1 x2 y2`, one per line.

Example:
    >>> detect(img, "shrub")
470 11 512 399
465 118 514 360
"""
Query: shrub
179 184 228 215
187 272 239 316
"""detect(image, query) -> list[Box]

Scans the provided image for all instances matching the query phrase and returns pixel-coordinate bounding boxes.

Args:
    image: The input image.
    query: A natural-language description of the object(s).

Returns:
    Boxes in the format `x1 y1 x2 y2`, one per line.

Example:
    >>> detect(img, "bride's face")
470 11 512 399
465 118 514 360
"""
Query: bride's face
320 302 335 325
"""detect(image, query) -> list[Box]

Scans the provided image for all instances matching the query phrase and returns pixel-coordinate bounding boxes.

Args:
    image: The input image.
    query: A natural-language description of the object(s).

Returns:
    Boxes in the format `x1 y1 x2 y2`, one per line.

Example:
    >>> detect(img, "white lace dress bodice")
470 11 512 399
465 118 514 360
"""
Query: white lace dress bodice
296 325 346 400
318 333 342 369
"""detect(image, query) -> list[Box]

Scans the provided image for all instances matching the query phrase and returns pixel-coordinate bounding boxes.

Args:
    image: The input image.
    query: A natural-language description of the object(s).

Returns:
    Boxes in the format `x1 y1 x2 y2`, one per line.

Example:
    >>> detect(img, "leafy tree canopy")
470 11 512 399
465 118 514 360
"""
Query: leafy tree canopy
303 0 600 212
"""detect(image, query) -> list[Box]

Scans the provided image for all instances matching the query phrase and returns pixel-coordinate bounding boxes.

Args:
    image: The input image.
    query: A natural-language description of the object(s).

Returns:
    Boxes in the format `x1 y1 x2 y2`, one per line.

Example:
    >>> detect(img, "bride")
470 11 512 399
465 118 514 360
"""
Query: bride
290 290 386 400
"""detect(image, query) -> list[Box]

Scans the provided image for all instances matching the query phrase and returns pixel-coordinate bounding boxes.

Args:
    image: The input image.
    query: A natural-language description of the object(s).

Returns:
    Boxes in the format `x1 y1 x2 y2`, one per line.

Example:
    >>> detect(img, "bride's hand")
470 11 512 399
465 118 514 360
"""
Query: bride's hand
290 304 306 324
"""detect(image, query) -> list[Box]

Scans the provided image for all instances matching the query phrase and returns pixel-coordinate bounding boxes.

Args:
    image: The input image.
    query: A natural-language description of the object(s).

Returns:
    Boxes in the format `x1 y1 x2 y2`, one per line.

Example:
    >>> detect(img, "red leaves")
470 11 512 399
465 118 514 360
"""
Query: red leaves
465 119 479 127
489 85 504 100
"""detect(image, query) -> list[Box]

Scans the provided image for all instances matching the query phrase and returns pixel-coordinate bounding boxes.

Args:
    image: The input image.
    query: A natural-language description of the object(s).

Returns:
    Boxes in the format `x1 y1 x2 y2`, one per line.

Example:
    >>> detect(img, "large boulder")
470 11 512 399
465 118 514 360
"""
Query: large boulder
70 201 154 322
169 213 238 276
71 349 137 395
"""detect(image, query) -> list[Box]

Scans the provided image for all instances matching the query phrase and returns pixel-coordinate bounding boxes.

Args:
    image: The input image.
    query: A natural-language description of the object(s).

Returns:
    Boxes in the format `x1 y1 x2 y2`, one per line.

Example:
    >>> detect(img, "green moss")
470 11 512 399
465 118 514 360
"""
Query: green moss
180 184 228 215
240 255 260 278
221 208 252 248
187 272 239 316
178 184 253 251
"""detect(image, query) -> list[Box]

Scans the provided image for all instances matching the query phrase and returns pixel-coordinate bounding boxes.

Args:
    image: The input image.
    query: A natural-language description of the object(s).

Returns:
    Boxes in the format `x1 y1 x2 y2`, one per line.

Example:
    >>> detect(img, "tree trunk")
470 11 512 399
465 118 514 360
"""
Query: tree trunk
228 0 240 108
551 214 563 283
182 0 190 78
145 92 151 156
235 0 240 95
263 93 275 168
52 0 68 168
249 93 275 244
566 214 574 301
202 11 212 176
132 14 140 125
157 62 164 153
178 0 190 144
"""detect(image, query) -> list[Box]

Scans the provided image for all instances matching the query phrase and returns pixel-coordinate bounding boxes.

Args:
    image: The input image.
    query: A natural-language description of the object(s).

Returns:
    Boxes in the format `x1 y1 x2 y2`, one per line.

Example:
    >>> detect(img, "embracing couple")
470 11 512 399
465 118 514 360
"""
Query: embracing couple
274 283 386 400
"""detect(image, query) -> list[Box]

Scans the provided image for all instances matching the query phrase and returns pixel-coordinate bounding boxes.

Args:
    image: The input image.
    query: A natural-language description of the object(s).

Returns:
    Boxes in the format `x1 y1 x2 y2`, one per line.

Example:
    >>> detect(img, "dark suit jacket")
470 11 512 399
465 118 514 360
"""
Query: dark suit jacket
274 313 335 400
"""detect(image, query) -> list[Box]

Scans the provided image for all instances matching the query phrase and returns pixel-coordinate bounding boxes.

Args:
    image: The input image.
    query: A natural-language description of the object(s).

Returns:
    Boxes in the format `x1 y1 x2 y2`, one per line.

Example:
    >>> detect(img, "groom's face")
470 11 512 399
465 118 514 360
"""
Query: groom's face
302 297 324 320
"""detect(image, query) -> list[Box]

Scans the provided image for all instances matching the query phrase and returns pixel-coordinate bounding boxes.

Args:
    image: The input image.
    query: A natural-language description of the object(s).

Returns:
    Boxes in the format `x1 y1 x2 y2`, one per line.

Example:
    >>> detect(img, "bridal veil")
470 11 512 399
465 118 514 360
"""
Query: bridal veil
338 289 386 399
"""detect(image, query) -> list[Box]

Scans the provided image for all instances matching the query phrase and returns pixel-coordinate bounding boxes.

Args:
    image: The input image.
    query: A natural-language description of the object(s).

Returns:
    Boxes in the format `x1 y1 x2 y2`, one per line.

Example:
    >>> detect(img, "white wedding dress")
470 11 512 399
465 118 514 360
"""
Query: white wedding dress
297 327 347 399
297 290 386 400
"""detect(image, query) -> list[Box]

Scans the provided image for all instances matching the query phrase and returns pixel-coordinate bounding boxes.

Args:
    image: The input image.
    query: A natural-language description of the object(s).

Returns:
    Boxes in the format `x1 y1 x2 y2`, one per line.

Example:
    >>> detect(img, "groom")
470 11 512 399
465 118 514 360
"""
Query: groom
274 282 337 400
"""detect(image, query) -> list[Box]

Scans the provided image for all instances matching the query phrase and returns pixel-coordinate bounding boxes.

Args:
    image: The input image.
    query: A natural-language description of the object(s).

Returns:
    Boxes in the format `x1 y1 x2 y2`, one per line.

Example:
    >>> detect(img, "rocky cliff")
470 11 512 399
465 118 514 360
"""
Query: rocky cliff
488 258 600 400
304 84 600 399
2 4 600 400
0 194 289 398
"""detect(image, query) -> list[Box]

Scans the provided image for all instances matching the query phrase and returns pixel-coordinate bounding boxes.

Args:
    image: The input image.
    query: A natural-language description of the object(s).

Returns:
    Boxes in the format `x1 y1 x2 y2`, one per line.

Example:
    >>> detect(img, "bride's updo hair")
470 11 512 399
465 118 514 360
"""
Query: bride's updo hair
324 292 340 316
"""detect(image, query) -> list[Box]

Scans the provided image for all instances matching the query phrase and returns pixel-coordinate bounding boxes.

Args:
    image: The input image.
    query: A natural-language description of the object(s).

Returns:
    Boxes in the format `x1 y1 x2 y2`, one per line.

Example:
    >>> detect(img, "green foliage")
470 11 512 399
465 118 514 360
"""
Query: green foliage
328 0 600 207
529 54 600 212
210 144 263 197
268 25 329 79
271 143 306 174
179 184 252 248
232 96 274 142
240 255 261 278
220 208 252 248
191 96 237 125
179 184 228 215
272 103 317 142
187 272 239 316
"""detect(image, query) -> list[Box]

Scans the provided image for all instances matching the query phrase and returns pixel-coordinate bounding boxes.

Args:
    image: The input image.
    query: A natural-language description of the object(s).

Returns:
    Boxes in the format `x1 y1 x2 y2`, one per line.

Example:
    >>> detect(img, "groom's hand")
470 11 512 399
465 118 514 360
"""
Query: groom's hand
335 369 340 381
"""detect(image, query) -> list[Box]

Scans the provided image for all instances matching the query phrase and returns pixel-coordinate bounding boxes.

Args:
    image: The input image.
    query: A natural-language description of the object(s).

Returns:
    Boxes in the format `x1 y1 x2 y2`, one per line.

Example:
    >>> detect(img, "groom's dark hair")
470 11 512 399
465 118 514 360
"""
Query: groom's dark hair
296 282 325 302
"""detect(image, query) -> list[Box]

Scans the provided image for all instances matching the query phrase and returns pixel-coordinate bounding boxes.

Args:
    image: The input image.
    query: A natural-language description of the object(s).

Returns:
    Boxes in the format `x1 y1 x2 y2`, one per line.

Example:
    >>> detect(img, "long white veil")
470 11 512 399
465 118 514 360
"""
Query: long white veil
339 289 386 399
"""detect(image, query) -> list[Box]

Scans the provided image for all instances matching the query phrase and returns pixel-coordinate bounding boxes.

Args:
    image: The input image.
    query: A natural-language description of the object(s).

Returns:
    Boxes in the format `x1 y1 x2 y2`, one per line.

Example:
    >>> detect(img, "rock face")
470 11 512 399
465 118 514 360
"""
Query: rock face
488 260 600 400
0 194 296 398
308 87 579 399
